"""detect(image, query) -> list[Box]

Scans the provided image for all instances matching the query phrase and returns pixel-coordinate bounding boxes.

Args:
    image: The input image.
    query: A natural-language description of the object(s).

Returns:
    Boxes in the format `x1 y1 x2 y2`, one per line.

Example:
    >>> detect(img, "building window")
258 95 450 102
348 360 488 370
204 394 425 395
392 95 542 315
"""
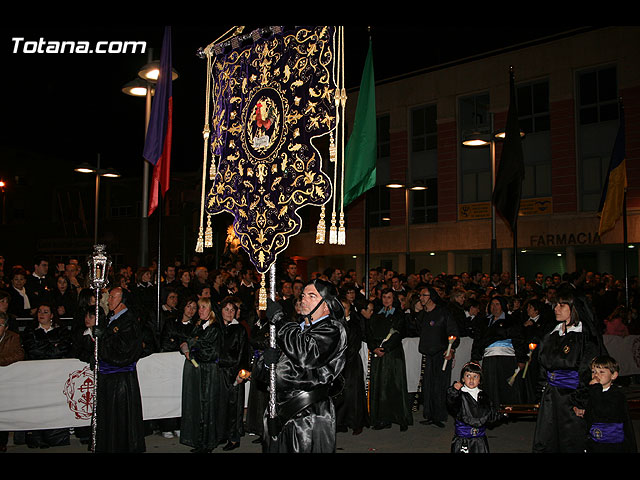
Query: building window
578 66 618 125
411 105 437 153
377 114 390 159
459 93 491 203
110 205 133 217
576 65 619 211
368 184 390 227
517 80 552 199
411 177 438 224
410 105 437 223
517 80 550 134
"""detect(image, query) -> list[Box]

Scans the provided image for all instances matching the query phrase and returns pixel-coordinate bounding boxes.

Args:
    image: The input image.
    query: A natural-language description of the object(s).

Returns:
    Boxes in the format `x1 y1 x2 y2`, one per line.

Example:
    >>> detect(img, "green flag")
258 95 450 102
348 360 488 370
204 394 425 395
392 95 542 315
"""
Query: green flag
343 38 377 207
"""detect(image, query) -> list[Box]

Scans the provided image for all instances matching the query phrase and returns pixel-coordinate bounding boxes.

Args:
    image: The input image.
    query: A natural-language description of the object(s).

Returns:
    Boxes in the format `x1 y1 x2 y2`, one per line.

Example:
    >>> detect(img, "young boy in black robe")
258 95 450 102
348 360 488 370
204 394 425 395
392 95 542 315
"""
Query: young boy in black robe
573 355 637 453
446 362 505 453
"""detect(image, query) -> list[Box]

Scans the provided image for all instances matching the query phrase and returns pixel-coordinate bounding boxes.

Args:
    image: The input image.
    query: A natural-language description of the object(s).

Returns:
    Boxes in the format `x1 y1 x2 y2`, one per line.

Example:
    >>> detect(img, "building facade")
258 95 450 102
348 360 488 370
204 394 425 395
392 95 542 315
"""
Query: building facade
285 26 640 282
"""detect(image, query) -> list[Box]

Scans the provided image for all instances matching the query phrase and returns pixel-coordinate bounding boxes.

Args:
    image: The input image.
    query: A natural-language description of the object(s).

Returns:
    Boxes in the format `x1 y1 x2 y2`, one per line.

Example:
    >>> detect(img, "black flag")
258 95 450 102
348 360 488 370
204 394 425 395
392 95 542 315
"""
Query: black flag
492 67 525 232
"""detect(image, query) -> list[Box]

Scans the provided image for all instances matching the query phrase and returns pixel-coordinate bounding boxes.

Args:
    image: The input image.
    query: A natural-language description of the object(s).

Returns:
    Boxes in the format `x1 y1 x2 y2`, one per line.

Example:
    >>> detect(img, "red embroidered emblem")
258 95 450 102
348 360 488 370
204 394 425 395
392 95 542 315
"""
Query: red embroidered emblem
63 365 94 420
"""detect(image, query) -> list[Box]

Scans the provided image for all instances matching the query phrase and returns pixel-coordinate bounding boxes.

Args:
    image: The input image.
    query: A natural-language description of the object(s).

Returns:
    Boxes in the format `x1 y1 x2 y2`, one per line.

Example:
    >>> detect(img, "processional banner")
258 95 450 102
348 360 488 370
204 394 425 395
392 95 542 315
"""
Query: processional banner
203 26 338 273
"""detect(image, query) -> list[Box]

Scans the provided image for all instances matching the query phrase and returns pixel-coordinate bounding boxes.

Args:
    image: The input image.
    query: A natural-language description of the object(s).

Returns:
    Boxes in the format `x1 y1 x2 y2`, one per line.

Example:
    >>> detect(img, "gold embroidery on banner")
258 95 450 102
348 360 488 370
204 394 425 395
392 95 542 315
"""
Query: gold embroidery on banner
206 27 336 271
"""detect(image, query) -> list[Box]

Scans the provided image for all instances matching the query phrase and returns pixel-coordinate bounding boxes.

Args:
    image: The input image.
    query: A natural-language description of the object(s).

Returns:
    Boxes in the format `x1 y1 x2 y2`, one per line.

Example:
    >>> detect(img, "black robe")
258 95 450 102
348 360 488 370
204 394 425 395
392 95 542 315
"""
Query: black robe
365 309 413 429
95 308 146 453
409 304 460 423
21 323 72 360
471 313 527 407
446 385 502 453
575 383 637 453
518 311 555 404
256 314 347 453
532 323 601 453
158 316 194 433
245 316 270 437
335 313 369 432
179 319 222 451
217 320 250 444
21 323 73 448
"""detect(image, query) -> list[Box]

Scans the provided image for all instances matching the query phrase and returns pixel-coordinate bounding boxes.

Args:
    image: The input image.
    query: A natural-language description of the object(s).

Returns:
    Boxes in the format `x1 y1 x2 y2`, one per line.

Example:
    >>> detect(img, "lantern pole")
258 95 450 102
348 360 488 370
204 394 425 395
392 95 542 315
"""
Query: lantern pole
87 244 111 453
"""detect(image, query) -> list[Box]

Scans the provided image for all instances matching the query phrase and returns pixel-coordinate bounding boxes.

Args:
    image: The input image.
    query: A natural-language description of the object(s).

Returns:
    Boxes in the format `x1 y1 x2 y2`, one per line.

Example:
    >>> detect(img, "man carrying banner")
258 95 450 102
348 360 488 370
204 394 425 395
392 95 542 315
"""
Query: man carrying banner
257 279 347 453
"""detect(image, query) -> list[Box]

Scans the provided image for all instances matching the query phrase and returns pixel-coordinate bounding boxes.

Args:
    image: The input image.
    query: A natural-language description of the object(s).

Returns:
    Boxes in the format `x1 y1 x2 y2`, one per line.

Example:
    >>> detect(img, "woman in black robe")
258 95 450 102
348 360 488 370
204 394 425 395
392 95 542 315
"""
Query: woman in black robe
215 296 250 450
365 288 413 431
179 296 222 453
158 296 198 438
518 298 555 404
532 286 604 453
245 307 270 443
21 302 73 448
51 274 78 322
471 295 527 408
335 296 369 435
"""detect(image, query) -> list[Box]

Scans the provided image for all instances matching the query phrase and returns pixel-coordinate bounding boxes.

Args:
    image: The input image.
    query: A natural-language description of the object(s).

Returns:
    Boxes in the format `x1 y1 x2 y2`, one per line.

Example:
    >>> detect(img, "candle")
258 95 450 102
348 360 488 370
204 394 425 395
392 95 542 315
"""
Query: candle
442 336 457 371
507 365 520 386
239 369 251 380
522 343 537 379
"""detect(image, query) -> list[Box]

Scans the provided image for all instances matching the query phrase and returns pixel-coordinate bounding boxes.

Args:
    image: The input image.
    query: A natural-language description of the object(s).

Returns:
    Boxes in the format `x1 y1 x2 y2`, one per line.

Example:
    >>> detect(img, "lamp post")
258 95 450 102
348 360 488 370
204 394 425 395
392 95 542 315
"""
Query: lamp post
122 52 178 268
74 154 121 245
386 182 428 274
462 112 525 281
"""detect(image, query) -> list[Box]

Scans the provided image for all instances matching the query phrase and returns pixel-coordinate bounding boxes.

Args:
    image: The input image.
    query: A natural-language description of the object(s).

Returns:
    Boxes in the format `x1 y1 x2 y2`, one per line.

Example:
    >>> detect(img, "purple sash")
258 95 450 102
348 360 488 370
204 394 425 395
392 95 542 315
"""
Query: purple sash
99 360 137 374
590 423 624 443
455 420 486 438
547 369 579 389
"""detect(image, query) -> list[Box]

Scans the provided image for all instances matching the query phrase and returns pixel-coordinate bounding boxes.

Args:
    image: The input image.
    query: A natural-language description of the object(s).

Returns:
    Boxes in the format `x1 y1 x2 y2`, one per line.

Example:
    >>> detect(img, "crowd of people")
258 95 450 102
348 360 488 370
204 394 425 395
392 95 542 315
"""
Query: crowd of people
0 251 638 453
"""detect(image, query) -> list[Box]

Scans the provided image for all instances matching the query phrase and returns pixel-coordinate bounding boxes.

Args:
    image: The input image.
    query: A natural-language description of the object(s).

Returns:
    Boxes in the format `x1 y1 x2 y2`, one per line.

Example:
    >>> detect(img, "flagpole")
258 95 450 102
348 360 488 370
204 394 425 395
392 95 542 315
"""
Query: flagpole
156 191 162 335
623 188 629 311
513 220 518 295
365 190 370 299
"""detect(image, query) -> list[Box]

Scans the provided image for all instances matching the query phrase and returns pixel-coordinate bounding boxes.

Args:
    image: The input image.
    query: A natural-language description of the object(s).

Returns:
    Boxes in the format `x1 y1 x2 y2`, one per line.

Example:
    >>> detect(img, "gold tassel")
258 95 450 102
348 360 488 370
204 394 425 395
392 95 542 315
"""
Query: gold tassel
195 227 204 253
316 205 326 244
258 277 267 311
329 210 337 244
204 215 213 248
337 211 345 245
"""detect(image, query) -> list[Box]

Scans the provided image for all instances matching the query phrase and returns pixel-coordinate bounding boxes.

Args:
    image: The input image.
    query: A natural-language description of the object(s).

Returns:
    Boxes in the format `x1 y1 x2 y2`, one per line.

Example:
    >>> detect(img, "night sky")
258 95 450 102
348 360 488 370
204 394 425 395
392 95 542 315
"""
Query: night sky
1 25 588 179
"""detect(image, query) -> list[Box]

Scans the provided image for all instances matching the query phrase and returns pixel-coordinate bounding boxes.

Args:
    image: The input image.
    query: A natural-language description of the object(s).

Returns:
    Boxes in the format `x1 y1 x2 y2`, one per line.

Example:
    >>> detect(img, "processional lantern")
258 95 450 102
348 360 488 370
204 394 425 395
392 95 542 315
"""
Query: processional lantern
86 244 111 453
87 244 111 289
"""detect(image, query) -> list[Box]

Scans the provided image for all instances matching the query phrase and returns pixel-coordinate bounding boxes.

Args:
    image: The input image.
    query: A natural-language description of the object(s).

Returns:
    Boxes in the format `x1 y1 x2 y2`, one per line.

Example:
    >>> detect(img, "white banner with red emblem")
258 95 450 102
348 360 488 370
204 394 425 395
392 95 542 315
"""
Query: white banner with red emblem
2 336 639 430
0 352 184 431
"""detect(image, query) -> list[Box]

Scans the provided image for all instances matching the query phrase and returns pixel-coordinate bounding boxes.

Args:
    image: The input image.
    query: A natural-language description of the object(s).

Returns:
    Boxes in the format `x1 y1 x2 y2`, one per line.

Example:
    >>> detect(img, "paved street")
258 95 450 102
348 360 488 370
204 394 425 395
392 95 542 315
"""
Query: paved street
5 383 639 455
4 411 639 455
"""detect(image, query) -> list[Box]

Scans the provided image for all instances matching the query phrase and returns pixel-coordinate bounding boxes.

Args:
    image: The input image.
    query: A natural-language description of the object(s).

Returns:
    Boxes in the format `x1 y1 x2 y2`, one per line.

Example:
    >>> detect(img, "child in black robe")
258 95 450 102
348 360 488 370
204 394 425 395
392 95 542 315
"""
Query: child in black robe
573 355 637 453
446 361 505 453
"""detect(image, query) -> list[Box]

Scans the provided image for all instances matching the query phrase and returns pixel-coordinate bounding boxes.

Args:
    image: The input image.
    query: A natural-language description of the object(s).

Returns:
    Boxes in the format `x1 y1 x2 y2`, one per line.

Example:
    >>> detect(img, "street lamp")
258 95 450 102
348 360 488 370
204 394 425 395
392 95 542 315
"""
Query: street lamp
121 78 151 97
386 182 428 274
137 60 179 82
74 154 121 245
122 53 178 268
462 112 525 278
